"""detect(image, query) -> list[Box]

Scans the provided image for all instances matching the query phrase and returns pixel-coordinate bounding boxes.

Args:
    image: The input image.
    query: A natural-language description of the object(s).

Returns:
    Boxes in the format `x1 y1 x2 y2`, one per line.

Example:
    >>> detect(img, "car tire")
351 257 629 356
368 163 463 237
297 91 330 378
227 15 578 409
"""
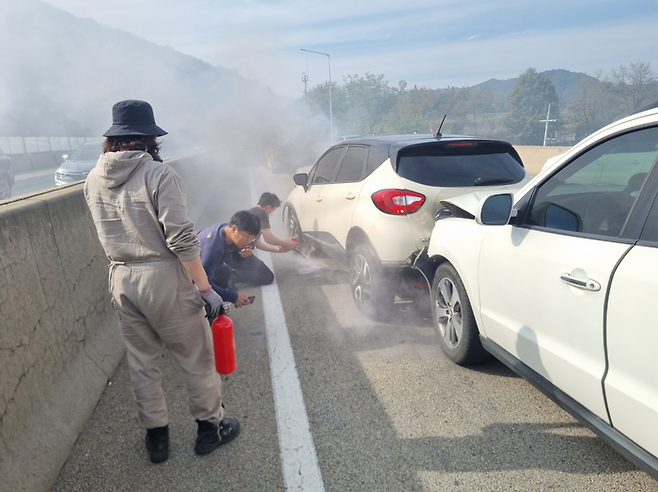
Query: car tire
287 209 303 242
0 175 11 200
348 243 394 318
431 263 490 365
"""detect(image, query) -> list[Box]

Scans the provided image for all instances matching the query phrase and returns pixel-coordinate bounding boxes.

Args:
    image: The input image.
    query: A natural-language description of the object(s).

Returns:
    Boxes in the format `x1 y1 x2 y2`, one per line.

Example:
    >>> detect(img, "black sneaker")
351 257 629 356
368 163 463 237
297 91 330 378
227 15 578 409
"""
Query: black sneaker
145 425 169 463
194 418 240 455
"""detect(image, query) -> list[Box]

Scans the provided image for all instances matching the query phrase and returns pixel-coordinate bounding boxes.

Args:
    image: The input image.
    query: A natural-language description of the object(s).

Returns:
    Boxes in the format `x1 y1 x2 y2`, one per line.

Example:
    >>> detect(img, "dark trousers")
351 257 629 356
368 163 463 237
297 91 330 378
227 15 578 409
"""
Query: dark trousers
211 263 238 291
225 253 274 286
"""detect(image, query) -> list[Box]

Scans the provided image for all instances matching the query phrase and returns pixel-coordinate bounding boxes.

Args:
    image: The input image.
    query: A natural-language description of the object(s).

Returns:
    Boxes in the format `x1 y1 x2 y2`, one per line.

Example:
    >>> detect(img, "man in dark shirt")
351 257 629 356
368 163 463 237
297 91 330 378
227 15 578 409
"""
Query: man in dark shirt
225 192 298 286
198 210 260 308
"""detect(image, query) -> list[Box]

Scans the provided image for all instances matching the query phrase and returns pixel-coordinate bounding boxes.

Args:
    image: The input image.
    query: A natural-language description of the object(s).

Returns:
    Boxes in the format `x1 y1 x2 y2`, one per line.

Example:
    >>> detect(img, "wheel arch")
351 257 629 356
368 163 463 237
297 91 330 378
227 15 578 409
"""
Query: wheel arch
346 227 378 260
428 253 449 279
282 201 294 220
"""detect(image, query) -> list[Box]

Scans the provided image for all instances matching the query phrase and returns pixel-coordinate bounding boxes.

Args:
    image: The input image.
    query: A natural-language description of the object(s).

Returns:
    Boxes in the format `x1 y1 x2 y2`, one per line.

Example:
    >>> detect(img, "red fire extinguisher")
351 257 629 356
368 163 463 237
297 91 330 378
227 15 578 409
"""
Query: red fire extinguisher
211 305 236 375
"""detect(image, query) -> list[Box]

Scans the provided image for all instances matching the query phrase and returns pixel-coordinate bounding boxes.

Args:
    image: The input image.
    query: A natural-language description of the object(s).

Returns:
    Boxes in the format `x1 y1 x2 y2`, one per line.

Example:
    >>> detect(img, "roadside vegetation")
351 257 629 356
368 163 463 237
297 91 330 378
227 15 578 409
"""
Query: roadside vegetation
302 62 658 145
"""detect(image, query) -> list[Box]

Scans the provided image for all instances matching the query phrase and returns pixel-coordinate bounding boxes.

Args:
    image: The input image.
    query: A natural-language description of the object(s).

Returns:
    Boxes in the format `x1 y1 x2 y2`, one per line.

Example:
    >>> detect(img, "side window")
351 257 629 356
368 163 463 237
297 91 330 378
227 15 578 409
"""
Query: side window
310 147 345 184
638 195 658 245
366 145 387 176
523 126 658 238
335 146 368 183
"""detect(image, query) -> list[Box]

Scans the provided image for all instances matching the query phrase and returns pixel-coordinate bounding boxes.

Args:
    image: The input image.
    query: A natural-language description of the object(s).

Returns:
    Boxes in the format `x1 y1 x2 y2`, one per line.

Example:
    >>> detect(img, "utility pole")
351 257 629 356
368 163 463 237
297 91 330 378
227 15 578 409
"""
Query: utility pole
301 61 309 94
301 48 333 143
540 104 557 146
301 72 309 94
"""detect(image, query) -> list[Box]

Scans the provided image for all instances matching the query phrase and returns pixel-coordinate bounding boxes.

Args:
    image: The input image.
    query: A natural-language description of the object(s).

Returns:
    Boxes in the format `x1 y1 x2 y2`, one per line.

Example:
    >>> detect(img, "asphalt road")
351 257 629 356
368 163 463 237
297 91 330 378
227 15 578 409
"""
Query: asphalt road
51 152 658 491
10 167 58 198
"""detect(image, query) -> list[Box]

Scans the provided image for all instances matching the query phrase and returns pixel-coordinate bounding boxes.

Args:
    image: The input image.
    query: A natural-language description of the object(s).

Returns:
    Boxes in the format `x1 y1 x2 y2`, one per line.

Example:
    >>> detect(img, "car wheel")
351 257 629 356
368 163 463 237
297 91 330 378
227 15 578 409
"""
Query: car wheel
348 243 393 318
0 175 11 200
431 263 489 365
287 209 302 242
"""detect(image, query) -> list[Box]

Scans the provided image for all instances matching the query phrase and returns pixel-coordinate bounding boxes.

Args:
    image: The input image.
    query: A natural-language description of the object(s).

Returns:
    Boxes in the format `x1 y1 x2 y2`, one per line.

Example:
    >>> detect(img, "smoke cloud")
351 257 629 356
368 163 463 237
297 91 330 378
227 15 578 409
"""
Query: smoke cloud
0 0 331 214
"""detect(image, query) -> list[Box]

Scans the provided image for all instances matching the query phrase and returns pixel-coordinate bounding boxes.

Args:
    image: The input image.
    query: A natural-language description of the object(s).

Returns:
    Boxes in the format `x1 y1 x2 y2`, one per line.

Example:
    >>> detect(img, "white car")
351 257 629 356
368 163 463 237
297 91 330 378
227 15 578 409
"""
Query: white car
284 133 531 316
55 141 103 186
426 106 658 479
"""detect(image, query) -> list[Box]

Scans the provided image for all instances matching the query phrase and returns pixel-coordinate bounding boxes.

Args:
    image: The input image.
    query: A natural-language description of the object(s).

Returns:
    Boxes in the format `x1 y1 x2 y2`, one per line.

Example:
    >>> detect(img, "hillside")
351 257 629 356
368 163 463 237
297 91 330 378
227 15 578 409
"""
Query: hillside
0 0 320 152
472 69 598 109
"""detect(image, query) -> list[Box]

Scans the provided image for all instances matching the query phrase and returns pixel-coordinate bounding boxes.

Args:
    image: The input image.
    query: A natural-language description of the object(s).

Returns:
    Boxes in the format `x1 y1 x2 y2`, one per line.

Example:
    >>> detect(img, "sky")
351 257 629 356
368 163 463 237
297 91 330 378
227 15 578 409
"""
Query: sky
33 0 658 99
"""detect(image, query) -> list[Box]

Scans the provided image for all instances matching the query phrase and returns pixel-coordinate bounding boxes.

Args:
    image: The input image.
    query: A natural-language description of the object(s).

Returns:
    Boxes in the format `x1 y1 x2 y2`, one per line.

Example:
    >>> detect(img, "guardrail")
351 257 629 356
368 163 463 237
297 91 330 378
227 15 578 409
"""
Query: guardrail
0 136 99 174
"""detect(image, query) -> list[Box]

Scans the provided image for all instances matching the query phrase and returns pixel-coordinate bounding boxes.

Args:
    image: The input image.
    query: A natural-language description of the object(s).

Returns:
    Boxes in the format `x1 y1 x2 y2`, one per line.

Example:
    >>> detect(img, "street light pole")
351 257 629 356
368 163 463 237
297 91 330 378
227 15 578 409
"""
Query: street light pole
301 48 333 142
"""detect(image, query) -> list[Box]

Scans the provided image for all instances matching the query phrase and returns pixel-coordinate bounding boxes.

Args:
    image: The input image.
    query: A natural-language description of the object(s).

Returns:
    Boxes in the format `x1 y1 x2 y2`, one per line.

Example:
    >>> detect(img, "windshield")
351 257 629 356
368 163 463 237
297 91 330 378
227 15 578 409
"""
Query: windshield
396 142 526 187
70 143 102 161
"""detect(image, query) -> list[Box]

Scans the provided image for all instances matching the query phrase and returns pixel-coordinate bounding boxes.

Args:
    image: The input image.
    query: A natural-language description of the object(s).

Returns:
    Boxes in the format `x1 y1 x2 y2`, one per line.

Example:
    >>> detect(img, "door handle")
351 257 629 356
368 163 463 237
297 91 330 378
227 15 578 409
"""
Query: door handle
315 195 322 202
345 192 355 200
560 273 601 292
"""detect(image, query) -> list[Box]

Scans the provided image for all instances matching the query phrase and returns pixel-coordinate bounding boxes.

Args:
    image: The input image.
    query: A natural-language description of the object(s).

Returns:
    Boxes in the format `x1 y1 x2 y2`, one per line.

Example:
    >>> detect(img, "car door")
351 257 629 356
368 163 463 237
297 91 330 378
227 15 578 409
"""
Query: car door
476 126 658 421
297 146 346 240
604 174 658 458
320 145 369 249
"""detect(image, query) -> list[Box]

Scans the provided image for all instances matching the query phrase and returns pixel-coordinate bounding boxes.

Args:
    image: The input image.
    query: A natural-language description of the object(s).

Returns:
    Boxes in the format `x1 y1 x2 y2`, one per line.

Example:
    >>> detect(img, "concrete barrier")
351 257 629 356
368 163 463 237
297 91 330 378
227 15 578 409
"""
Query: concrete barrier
514 145 572 176
0 183 124 492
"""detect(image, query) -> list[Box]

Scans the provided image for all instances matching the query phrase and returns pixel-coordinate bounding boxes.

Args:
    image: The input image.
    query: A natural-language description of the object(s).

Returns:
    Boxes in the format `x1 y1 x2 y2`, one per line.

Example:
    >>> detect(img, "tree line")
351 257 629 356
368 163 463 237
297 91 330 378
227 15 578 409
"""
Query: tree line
301 62 658 146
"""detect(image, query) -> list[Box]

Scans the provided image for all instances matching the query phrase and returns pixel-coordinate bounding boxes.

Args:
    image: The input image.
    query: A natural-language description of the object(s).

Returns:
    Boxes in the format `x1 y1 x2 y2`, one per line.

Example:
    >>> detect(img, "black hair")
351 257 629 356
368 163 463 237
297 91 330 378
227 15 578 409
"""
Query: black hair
257 192 281 208
228 210 261 235
104 135 161 161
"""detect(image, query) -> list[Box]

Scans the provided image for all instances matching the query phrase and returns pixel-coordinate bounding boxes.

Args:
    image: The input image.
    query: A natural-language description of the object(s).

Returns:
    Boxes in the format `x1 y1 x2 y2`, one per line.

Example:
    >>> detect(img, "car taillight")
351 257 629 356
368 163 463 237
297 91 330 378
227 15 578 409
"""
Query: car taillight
371 189 426 215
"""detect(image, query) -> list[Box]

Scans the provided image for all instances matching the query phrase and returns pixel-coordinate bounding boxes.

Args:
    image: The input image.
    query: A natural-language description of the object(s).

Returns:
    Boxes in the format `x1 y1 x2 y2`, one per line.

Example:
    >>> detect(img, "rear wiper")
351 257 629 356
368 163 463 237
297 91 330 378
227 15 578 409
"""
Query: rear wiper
474 176 515 186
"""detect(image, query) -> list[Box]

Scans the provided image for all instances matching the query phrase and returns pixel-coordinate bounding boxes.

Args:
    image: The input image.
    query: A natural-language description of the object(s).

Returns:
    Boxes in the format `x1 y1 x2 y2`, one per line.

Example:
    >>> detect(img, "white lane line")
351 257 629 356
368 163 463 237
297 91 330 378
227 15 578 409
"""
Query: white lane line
249 170 325 491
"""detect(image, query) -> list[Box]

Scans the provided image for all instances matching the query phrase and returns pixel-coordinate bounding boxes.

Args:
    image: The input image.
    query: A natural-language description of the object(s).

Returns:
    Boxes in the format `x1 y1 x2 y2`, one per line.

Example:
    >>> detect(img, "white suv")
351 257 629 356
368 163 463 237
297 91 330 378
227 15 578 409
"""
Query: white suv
427 106 658 479
283 133 531 316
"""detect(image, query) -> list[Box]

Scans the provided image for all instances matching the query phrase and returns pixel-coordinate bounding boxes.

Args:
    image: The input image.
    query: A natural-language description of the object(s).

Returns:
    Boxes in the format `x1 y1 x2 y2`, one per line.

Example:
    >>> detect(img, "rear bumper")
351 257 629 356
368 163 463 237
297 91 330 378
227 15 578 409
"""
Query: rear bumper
380 248 433 299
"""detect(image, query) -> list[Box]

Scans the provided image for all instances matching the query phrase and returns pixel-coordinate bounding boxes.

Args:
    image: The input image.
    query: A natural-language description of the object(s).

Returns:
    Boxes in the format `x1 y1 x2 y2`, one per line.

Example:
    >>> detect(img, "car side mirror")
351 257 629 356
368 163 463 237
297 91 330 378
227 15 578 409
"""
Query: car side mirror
476 193 513 225
293 172 308 191
62 154 69 160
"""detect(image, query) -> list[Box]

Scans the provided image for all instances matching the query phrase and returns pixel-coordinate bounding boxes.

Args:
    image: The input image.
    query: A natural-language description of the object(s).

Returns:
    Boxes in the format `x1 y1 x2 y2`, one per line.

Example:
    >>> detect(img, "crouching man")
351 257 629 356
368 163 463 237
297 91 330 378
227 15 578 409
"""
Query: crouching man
198 210 261 307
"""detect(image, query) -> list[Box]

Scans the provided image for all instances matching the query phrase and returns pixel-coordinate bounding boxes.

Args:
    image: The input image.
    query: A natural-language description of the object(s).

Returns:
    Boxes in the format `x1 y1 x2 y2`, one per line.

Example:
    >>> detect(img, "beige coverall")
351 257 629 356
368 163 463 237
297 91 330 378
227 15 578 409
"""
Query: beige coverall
84 150 223 429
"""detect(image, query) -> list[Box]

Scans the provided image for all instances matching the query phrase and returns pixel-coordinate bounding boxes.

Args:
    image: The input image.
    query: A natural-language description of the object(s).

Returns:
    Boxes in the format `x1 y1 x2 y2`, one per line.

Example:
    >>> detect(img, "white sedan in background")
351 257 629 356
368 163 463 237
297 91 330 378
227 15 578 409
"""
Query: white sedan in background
426 106 658 480
55 141 103 186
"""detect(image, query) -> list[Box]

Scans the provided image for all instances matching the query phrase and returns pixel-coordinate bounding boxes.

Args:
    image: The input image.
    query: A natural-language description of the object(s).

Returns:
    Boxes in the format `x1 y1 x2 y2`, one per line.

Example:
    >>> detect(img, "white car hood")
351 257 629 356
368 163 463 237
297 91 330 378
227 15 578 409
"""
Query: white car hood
57 159 97 173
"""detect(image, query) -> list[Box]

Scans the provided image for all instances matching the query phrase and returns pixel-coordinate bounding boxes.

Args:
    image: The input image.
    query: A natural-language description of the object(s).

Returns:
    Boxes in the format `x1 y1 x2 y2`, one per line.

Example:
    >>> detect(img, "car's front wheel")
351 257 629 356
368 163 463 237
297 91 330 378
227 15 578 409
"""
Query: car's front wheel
348 243 393 318
431 263 489 365
286 209 302 242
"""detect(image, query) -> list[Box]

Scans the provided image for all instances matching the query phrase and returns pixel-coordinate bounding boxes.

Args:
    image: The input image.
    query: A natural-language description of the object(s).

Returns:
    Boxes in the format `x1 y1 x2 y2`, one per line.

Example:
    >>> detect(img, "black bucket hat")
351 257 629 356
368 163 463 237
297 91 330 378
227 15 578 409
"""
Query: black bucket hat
103 99 168 137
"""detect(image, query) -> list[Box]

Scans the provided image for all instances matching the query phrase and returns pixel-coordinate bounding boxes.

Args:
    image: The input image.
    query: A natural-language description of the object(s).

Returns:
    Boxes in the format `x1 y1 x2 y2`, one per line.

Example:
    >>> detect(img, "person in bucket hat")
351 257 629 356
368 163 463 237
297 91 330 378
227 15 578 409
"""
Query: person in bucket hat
84 99 240 463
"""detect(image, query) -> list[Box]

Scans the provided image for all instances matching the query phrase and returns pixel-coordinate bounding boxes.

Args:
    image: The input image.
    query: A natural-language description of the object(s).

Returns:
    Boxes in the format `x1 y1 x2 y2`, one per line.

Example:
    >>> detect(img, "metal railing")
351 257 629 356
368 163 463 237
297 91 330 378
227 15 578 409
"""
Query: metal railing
0 136 98 155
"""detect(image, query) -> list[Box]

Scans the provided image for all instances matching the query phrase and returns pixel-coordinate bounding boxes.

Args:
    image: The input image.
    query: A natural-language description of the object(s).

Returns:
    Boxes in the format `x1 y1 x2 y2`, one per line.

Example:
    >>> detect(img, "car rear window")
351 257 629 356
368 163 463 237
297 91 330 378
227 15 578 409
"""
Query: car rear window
396 142 526 187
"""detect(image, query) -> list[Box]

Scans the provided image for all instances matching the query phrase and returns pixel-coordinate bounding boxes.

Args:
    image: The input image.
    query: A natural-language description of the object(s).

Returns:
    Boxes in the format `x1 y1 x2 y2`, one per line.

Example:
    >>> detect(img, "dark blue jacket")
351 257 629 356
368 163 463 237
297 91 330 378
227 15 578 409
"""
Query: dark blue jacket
197 222 239 303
